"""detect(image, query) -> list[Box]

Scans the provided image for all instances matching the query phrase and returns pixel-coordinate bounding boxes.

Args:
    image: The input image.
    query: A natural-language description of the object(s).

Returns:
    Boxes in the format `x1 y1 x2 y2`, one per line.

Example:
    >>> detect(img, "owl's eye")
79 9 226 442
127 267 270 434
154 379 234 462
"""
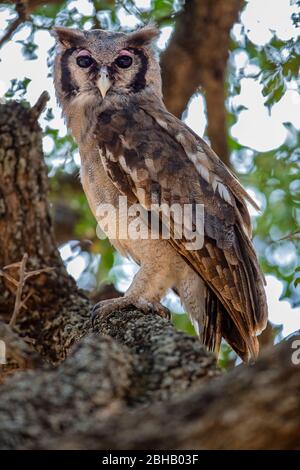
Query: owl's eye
115 55 133 69
76 55 94 68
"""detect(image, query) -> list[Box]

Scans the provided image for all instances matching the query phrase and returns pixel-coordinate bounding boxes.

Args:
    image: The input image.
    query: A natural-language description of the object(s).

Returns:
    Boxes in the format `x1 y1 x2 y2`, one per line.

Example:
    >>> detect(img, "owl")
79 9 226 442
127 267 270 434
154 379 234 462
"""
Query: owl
53 25 268 362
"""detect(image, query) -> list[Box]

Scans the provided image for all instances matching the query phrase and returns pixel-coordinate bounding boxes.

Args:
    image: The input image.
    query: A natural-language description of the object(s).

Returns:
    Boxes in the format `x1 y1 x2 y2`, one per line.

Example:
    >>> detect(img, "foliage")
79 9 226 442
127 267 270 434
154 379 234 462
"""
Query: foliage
5 77 32 99
229 22 300 307
172 312 196 337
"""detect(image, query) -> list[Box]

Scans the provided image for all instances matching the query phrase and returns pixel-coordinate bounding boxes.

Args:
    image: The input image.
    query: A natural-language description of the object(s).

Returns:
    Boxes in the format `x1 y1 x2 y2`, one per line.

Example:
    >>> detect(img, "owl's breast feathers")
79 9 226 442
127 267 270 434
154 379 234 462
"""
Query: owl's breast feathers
94 95 268 360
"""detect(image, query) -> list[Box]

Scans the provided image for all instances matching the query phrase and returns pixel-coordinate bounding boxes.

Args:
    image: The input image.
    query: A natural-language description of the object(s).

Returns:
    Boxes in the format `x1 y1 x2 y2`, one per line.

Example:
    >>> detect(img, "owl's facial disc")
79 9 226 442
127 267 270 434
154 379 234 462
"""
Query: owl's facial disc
70 46 139 99
97 66 112 98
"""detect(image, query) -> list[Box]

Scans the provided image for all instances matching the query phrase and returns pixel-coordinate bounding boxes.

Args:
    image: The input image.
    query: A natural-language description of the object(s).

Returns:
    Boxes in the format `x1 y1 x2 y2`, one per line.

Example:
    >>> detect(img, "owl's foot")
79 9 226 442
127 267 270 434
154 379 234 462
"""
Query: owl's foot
91 296 170 329
132 298 171 321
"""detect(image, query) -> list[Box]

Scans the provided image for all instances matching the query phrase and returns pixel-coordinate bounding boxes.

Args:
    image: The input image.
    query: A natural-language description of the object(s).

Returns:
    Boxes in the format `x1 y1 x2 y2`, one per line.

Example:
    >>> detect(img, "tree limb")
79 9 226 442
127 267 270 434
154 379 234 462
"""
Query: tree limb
56 333 300 450
0 324 298 449
0 1 28 49
43 333 300 450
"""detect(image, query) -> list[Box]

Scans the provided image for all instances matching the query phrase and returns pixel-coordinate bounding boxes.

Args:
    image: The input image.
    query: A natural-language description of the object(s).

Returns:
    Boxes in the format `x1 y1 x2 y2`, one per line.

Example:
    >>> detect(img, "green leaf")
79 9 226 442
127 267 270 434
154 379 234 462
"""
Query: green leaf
264 80 286 109
4 77 31 99
45 108 54 122
172 313 196 336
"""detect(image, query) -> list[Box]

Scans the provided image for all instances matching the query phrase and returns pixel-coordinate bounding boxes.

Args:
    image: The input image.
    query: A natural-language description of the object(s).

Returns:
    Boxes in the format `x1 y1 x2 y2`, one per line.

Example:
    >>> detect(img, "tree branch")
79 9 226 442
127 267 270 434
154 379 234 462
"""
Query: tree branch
0 0 64 48
0 1 28 49
53 333 299 450
0 324 298 449
0 321 42 383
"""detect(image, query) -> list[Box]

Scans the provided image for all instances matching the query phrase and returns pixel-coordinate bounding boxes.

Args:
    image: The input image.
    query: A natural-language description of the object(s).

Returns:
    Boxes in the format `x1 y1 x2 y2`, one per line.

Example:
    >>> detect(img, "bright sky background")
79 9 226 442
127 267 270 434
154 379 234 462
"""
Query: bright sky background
0 0 299 336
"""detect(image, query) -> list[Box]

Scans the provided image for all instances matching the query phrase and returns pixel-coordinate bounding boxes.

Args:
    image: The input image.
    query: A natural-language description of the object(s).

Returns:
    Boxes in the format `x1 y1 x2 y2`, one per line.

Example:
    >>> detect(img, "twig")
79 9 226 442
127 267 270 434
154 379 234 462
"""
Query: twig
1 256 55 324
277 230 300 241
9 253 28 328
0 270 19 288
0 271 25 310
0 1 28 49
3 261 22 270
24 266 55 281
18 288 34 312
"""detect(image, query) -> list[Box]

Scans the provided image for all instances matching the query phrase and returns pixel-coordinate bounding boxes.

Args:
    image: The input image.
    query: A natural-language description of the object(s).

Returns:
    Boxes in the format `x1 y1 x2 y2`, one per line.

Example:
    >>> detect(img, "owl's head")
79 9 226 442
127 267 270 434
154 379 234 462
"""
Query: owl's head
53 26 161 109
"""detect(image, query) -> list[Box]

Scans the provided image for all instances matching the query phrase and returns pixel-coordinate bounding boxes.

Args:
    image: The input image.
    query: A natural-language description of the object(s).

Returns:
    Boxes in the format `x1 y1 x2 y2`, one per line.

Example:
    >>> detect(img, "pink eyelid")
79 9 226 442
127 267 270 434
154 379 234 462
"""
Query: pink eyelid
118 49 133 57
77 49 91 57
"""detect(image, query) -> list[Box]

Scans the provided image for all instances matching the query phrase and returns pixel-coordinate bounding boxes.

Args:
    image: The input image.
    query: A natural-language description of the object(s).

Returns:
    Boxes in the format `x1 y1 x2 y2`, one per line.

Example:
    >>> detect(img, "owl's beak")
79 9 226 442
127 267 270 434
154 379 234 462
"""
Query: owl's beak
97 67 111 98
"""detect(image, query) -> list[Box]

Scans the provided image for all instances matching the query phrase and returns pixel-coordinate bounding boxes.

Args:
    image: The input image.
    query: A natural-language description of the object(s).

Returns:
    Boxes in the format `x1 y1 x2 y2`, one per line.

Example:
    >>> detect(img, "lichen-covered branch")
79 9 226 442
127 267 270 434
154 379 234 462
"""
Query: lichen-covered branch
0 329 298 450
33 334 300 450
0 310 220 449
0 321 42 383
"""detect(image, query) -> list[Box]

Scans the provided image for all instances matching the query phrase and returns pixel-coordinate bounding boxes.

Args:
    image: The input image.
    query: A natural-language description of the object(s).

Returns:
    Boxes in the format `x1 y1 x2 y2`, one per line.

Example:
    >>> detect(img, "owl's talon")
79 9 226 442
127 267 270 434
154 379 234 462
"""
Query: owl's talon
150 303 171 320
91 297 171 328
90 299 119 329
91 306 99 330
91 305 100 330
134 299 171 320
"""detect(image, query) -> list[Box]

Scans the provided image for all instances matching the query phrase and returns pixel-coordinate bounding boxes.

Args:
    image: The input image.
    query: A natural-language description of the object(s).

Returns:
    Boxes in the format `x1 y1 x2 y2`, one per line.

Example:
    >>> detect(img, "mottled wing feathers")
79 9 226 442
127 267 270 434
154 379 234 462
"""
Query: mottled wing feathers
95 99 268 360
139 98 259 238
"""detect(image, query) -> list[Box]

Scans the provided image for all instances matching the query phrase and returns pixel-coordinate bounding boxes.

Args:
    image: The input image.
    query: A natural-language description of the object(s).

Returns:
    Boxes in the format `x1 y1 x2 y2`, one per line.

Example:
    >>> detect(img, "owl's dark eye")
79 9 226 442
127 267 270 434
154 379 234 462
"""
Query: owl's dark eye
76 55 94 68
115 55 133 69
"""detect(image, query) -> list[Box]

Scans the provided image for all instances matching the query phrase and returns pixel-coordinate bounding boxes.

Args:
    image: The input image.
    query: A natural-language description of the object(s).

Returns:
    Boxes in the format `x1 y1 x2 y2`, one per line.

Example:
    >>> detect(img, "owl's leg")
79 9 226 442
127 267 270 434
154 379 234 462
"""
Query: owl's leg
91 263 171 327
177 272 206 338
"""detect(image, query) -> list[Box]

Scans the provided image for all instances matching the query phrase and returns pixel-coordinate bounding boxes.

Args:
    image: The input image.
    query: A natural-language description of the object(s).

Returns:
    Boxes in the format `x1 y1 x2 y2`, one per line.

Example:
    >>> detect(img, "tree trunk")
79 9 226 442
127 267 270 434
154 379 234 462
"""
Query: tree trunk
161 0 243 166
0 97 90 367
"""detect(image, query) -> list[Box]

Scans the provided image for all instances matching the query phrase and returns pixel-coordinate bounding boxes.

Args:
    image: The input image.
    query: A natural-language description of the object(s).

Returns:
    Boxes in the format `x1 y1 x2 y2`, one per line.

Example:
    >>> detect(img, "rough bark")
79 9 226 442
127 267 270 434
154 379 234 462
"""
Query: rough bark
0 309 220 449
0 326 299 450
36 334 300 450
161 0 243 165
0 321 42 383
0 98 90 367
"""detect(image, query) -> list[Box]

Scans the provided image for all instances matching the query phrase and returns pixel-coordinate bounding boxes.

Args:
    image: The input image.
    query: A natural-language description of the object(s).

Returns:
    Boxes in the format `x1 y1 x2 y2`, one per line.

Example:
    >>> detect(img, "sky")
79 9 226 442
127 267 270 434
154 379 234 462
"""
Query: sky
0 0 299 336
